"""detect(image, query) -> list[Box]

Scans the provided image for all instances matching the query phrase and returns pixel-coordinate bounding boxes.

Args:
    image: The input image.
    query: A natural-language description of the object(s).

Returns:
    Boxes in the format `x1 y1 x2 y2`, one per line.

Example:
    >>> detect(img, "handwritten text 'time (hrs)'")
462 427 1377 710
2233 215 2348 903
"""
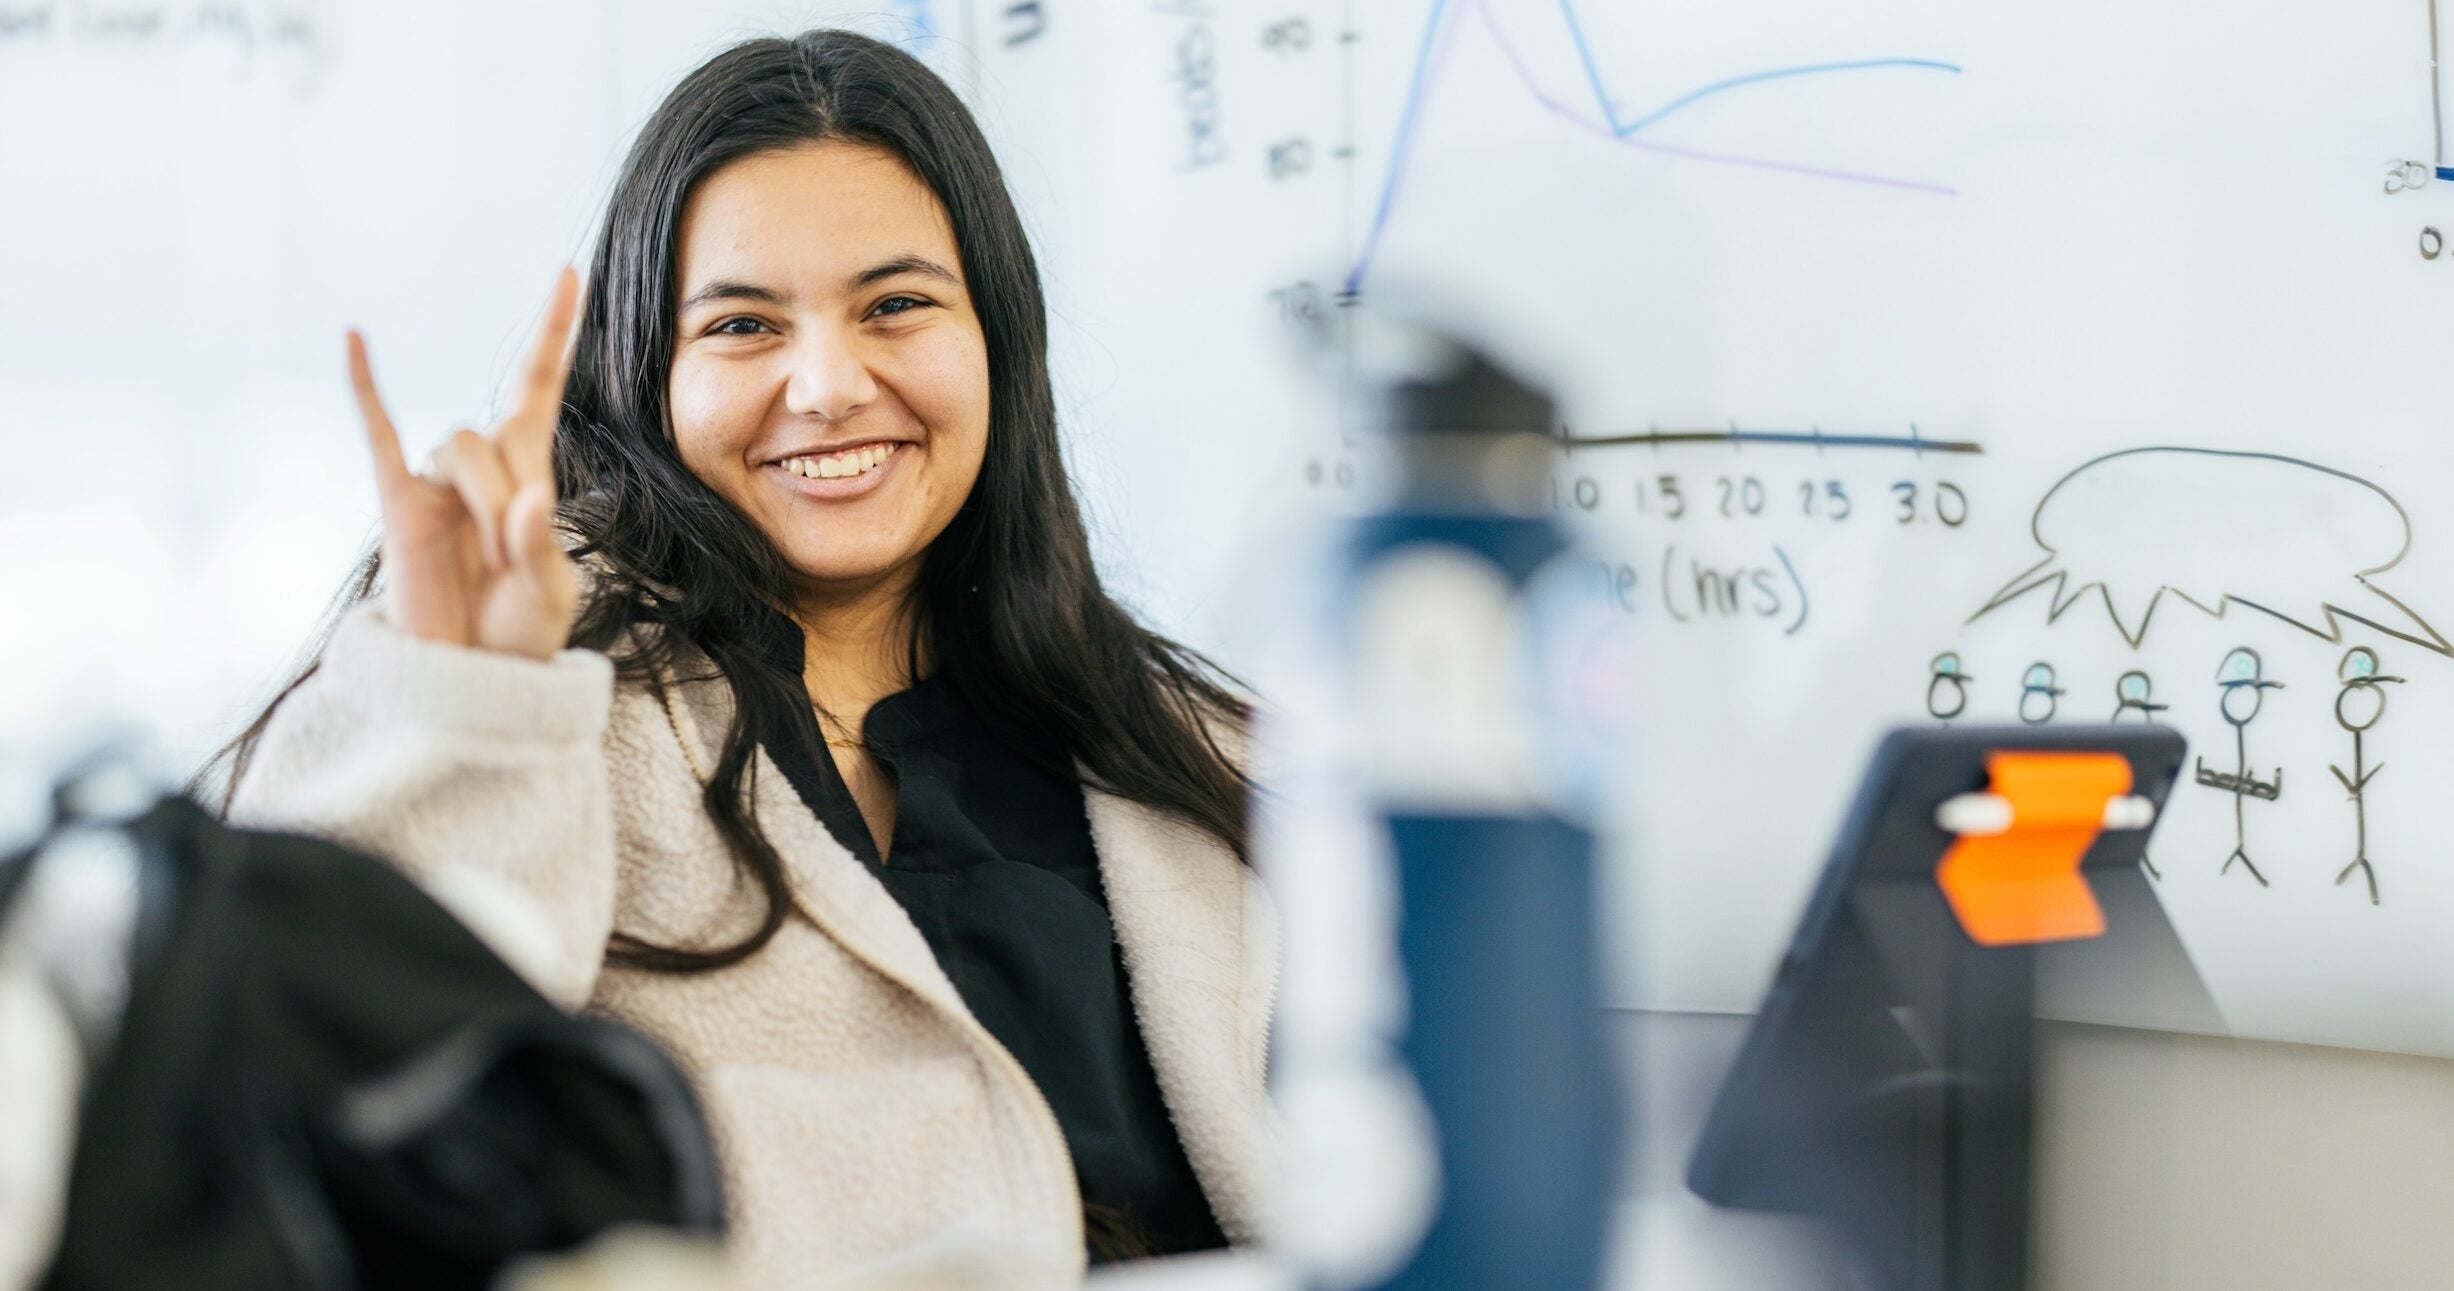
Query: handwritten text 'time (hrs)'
1581 543 1811 635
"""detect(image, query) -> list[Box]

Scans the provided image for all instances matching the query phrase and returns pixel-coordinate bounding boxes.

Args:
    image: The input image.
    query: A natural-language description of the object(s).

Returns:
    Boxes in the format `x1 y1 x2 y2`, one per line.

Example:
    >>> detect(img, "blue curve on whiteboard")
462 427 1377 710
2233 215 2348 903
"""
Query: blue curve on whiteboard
1553 0 1958 139
1345 0 1962 296
1599 58 1965 138
1346 0 1460 305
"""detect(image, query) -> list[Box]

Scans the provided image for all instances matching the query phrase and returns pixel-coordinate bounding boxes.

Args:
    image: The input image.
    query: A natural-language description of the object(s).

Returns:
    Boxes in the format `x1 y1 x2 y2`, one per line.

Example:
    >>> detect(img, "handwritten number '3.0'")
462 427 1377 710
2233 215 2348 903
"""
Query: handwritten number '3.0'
1890 480 1968 526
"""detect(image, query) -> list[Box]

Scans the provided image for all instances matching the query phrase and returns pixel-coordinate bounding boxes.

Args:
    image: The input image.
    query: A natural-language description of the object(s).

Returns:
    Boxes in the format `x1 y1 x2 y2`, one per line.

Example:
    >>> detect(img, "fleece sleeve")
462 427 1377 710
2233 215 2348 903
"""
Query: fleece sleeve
227 602 619 1010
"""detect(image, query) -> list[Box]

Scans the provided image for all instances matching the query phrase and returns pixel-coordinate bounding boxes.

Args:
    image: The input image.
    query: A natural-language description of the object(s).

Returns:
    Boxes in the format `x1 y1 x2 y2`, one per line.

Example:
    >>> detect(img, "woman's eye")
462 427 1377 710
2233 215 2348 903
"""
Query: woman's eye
710 316 770 336
870 295 931 319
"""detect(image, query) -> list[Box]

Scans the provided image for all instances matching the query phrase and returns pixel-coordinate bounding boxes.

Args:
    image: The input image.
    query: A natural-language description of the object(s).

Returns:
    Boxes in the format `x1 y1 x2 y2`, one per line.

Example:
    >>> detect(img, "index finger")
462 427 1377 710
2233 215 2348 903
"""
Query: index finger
500 265 583 482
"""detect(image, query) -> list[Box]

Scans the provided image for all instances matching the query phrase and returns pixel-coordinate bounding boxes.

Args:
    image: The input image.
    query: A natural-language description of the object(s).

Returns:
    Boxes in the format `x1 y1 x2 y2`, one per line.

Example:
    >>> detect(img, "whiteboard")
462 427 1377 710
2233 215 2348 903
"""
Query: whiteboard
6 0 2453 1057
968 0 2454 1060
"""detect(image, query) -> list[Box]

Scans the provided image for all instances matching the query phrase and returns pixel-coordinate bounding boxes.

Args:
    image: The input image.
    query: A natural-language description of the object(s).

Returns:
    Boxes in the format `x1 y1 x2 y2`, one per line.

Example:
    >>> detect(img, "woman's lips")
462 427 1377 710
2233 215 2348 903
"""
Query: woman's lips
768 441 906 500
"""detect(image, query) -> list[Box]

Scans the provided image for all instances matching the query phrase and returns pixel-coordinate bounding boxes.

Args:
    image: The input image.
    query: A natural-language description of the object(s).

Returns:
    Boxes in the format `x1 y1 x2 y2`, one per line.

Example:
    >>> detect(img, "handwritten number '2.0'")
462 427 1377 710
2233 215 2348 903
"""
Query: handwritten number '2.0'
1716 476 1765 517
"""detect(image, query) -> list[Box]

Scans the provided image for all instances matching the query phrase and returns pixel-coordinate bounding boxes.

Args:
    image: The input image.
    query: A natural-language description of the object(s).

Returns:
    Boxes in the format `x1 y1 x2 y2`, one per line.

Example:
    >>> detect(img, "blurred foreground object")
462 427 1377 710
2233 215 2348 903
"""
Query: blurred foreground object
498 1227 734 1291
1083 1249 1294 1289
0 757 726 1290
1687 726 2214 1291
1260 325 1629 1290
0 869 81 1287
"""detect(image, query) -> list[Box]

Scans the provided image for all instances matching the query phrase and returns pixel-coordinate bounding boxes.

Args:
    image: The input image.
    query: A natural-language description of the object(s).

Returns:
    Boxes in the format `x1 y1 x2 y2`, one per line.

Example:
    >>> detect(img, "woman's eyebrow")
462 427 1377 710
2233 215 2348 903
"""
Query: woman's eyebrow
847 254 960 292
679 279 787 312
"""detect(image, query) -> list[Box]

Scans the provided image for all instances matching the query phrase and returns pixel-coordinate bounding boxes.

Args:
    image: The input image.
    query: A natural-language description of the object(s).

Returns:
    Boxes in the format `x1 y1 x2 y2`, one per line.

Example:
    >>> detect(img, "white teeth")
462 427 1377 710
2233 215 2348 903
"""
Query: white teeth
784 444 896 481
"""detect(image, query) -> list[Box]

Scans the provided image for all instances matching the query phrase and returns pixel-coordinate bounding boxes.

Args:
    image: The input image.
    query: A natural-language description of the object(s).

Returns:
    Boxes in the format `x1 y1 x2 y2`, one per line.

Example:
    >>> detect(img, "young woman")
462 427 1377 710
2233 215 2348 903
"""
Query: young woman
220 29 1273 1286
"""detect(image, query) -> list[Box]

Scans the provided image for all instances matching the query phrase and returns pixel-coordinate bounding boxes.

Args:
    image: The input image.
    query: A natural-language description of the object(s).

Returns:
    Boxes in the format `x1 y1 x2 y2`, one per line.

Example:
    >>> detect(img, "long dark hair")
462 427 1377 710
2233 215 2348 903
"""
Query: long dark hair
209 30 1252 974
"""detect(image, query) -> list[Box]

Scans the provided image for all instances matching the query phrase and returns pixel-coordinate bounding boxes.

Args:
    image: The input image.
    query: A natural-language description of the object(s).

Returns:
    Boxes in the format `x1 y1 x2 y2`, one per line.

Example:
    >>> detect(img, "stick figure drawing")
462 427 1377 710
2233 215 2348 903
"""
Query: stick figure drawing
2111 670 2169 880
2018 661 2063 725
2331 646 2401 906
2195 647 2283 887
1928 652 1972 722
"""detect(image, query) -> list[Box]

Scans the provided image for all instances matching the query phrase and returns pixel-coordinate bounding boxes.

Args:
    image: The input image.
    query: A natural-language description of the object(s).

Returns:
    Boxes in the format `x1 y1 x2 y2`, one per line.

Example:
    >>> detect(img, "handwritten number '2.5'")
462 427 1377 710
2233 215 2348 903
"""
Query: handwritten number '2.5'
1799 479 1851 520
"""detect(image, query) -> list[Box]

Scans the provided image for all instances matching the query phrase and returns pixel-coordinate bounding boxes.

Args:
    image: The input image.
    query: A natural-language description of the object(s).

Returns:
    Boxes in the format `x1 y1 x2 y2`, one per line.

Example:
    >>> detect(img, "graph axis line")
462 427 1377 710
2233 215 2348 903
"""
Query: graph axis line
1553 427 1985 455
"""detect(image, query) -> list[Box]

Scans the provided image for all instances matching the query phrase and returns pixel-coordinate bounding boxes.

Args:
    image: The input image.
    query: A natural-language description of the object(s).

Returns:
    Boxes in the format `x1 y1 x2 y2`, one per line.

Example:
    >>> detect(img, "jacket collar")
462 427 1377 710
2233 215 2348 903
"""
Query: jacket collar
652 648 1277 1239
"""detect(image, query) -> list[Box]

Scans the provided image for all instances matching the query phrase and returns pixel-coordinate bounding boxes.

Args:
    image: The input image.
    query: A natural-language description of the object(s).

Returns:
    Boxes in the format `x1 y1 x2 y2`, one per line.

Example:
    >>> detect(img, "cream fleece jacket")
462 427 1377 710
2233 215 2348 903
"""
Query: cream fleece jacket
227 605 1277 1289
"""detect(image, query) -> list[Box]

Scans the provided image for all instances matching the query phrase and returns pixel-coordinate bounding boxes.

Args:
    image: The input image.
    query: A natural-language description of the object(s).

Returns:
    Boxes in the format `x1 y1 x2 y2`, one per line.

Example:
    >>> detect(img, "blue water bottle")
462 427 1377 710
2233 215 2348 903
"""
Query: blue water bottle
1264 332 1627 1291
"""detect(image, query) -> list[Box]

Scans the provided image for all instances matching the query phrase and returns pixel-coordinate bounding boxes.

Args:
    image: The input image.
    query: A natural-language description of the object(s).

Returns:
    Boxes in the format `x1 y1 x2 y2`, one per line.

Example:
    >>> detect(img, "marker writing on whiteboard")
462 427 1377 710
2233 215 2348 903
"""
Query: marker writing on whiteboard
1155 2 1225 171
2110 670 2169 879
2017 661 2063 725
2330 647 2400 905
1655 542 1808 634
2194 647 2283 887
1927 652 1972 723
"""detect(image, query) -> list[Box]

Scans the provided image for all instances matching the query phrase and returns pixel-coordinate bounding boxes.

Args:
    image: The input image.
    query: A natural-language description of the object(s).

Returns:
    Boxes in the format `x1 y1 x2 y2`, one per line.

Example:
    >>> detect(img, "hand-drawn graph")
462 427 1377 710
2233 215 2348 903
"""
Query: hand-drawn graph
1969 447 2454 658
1342 0 1962 298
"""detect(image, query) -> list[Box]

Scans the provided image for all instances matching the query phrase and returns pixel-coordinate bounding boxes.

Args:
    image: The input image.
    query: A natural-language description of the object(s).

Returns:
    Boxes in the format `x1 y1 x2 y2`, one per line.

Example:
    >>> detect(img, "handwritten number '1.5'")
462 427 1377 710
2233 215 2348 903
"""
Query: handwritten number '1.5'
1658 475 1686 519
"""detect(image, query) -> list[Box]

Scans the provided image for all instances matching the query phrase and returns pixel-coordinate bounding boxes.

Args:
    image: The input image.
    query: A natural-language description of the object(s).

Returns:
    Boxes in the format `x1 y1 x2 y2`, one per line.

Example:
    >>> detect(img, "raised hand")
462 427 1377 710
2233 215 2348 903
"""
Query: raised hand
348 268 583 661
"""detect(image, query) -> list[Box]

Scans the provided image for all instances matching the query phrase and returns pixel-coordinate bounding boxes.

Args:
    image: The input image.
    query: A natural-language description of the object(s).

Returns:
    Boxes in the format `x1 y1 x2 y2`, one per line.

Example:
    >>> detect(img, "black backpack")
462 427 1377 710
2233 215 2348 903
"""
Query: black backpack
4 791 724 1290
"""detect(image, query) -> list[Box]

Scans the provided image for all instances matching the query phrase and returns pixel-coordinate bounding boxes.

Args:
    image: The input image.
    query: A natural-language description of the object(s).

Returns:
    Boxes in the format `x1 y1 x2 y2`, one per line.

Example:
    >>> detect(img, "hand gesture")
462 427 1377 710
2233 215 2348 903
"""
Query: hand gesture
347 269 582 661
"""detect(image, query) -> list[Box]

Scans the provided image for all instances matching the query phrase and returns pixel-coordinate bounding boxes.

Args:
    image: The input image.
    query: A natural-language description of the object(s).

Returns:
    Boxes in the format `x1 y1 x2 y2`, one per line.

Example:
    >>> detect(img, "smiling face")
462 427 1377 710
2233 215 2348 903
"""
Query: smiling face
667 141 990 606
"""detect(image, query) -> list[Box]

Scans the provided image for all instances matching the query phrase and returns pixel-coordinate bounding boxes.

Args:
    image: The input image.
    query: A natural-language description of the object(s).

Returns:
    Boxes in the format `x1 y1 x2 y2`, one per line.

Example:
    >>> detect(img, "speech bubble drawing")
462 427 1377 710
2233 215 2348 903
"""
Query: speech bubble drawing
1969 446 2452 657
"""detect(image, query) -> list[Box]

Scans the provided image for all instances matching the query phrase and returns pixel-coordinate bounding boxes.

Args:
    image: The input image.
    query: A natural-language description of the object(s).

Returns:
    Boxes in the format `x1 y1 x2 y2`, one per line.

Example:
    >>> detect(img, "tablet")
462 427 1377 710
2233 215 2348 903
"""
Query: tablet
1684 724 2212 1291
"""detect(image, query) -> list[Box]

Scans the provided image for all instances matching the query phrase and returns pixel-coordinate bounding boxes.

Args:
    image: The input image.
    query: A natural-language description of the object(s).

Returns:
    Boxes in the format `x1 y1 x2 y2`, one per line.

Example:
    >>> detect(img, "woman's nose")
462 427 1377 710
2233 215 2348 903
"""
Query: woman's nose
783 329 880 423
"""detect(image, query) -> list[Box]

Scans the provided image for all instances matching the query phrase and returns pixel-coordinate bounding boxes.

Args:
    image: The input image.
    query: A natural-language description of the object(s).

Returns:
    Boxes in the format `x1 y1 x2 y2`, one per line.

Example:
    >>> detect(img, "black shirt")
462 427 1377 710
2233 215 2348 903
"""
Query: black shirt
749 615 1227 1262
